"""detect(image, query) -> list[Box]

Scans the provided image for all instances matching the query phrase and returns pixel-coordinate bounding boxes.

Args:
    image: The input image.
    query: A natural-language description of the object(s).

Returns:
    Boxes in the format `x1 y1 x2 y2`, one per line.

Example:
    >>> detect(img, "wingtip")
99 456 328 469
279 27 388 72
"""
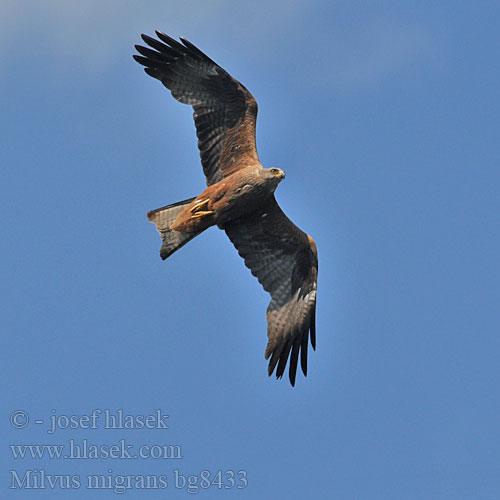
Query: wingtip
155 31 180 47
267 362 297 387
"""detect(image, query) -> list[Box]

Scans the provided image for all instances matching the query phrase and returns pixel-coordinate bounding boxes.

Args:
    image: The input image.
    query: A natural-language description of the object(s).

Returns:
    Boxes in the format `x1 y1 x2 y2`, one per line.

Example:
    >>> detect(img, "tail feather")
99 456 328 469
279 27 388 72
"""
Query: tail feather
147 197 203 260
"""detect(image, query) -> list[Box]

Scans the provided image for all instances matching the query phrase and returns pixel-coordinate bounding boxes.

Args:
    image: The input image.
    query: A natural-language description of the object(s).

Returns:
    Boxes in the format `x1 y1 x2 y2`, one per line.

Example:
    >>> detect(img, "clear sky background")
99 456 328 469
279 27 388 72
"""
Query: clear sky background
2 1 499 498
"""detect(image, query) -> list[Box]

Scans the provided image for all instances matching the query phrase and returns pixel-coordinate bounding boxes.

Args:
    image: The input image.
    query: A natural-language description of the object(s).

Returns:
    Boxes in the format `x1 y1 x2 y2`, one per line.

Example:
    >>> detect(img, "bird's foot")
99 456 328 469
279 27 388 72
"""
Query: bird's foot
190 198 210 213
191 210 214 219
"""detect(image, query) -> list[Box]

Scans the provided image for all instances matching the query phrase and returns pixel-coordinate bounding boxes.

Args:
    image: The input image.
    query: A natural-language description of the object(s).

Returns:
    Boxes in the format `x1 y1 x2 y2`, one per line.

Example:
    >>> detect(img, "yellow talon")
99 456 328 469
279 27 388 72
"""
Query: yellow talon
190 198 210 213
191 210 214 219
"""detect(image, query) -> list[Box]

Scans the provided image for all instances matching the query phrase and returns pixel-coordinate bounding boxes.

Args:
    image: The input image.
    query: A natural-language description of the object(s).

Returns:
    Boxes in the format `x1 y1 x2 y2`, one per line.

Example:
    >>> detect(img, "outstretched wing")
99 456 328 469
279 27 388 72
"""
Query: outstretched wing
134 32 260 186
224 197 318 386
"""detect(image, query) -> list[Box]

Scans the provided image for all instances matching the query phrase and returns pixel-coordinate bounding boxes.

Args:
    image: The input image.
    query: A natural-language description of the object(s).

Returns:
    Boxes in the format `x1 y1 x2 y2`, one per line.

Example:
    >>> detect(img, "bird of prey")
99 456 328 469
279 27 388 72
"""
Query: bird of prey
134 31 318 386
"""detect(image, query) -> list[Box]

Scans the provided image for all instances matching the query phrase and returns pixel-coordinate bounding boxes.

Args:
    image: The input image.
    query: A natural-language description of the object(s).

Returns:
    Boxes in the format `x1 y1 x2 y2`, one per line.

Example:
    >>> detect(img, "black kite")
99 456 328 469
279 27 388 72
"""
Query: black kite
134 32 318 386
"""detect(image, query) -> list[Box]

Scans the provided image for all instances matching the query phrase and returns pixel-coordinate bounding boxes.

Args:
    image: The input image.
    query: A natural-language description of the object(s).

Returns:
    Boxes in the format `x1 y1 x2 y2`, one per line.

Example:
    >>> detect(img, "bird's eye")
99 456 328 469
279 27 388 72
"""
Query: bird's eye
271 168 279 175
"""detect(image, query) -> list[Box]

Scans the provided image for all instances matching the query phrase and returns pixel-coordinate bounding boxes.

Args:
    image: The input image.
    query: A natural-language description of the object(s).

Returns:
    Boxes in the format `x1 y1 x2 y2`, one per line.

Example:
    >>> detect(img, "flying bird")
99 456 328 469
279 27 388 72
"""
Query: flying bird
134 31 318 386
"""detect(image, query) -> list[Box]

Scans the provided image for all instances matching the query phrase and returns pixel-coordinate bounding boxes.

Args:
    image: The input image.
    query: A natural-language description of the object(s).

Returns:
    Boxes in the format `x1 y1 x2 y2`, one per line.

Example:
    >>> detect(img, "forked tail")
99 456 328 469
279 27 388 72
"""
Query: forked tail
147 197 204 260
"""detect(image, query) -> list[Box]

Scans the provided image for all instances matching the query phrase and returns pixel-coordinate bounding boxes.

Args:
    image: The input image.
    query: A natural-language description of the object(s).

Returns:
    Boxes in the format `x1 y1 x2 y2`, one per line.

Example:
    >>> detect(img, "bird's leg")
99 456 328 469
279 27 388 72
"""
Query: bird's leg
190 198 210 213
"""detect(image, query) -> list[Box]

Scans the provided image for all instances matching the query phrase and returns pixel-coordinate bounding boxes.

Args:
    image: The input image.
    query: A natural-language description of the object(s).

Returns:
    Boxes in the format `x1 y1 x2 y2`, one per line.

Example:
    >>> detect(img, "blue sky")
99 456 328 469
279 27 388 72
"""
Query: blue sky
2 1 499 498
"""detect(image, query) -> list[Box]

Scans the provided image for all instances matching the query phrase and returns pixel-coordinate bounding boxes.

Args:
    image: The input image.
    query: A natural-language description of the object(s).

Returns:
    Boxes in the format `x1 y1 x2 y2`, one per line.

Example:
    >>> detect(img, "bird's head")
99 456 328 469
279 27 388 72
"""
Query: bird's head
264 167 286 189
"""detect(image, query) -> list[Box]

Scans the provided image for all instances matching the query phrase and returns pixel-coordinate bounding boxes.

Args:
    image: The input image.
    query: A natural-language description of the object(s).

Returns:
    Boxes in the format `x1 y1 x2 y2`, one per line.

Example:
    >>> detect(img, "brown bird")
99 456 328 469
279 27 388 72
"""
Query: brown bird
134 32 318 386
